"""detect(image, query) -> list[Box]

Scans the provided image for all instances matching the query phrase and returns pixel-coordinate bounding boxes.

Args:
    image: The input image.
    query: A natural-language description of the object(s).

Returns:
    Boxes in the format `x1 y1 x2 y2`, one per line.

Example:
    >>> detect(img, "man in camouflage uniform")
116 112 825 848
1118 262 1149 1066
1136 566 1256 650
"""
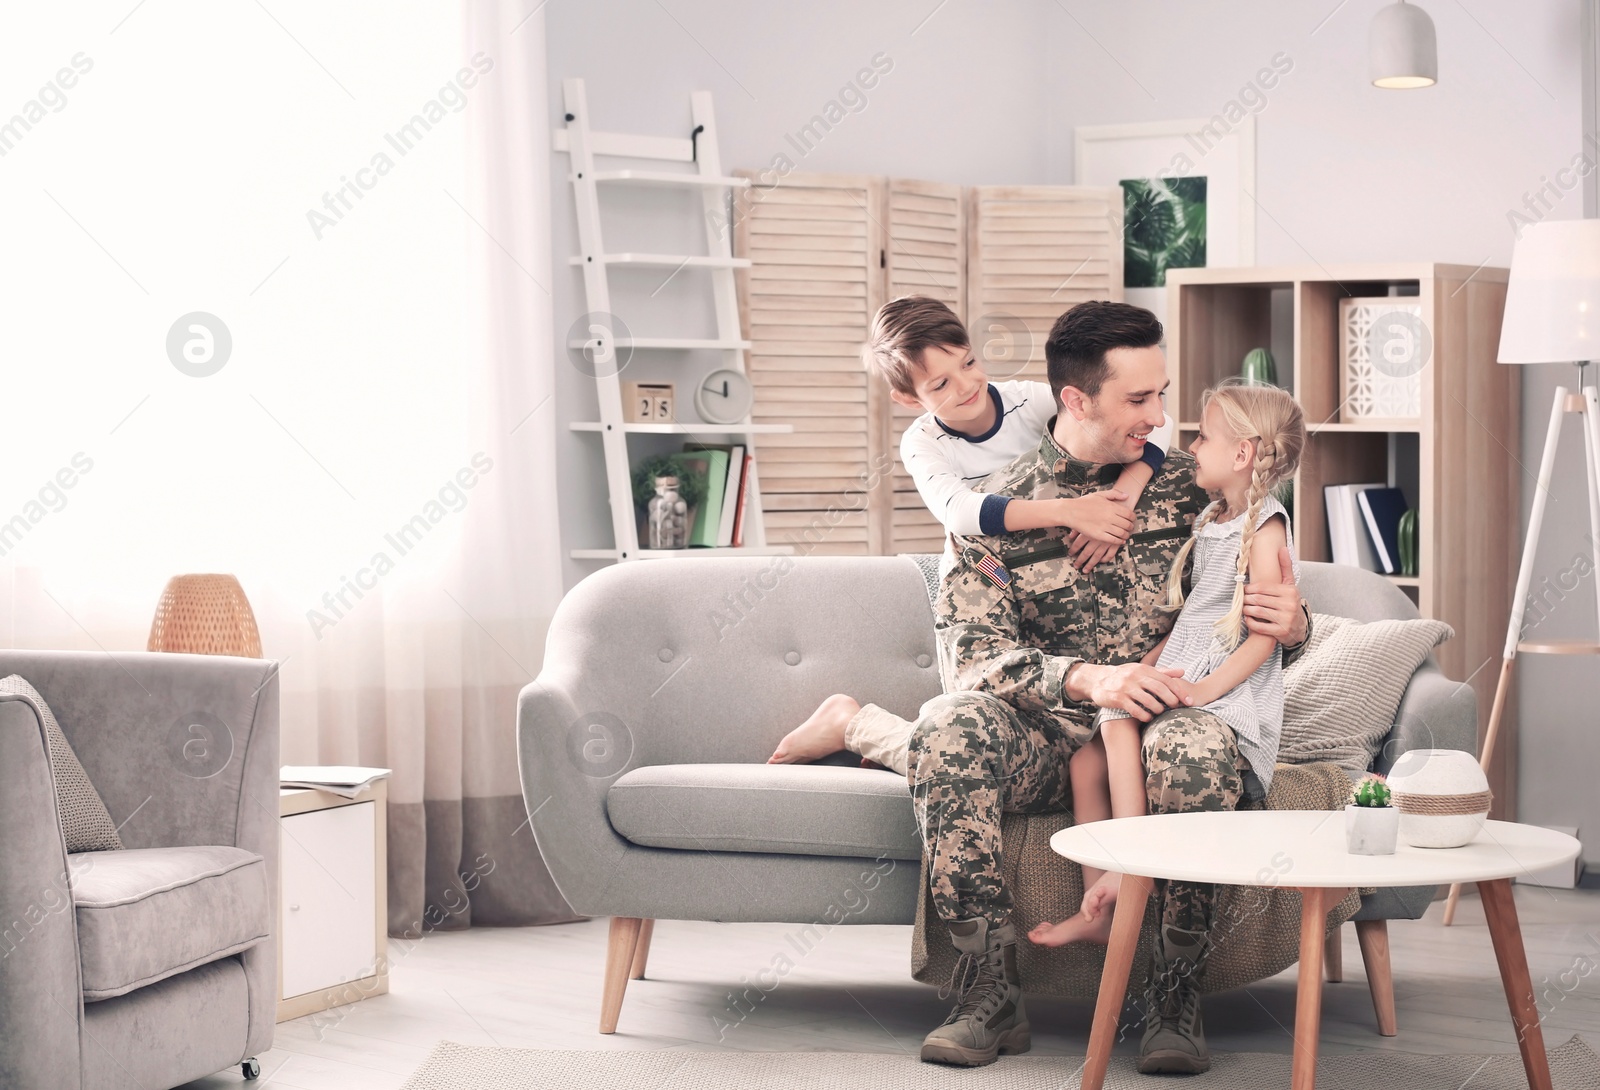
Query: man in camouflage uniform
912 302 1309 1073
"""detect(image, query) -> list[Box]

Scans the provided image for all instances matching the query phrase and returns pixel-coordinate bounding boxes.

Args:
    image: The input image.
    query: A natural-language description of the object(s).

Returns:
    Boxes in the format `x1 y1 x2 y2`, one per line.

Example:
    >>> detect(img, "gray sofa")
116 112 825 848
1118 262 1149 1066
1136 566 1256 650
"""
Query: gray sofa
518 555 1475 1034
0 649 279 1090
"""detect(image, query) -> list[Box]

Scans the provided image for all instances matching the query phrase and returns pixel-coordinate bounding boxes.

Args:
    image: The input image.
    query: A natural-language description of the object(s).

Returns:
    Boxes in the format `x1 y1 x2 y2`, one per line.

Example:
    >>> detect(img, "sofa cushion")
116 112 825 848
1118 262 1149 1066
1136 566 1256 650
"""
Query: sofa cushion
71 845 270 1001
607 764 920 860
0 675 123 853
1280 613 1454 774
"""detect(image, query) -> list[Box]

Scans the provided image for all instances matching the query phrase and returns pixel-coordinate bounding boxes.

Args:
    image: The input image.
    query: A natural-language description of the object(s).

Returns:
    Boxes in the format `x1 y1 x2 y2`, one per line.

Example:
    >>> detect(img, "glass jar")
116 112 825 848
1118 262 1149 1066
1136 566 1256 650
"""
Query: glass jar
646 475 688 550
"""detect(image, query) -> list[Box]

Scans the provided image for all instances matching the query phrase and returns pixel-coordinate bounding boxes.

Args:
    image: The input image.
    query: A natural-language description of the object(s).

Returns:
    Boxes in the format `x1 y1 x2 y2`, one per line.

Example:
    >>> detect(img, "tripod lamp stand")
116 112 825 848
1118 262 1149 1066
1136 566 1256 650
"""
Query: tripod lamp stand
1442 218 1600 925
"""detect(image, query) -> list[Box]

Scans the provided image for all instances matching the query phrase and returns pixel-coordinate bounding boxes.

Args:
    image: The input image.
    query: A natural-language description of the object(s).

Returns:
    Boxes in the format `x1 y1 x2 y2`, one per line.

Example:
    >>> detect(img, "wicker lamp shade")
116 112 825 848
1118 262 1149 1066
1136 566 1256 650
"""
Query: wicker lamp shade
147 574 263 658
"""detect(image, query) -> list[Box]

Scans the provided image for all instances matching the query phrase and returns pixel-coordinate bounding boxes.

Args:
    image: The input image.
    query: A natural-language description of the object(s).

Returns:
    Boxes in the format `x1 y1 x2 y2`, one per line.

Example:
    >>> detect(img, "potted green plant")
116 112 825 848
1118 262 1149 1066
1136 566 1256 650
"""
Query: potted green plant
632 454 708 548
1345 774 1398 855
632 454 707 510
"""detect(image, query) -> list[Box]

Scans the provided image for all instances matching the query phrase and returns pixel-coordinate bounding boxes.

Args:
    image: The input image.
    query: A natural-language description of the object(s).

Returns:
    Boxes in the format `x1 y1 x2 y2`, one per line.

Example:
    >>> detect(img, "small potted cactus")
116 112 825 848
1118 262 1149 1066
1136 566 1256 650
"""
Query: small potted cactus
1345 774 1399 855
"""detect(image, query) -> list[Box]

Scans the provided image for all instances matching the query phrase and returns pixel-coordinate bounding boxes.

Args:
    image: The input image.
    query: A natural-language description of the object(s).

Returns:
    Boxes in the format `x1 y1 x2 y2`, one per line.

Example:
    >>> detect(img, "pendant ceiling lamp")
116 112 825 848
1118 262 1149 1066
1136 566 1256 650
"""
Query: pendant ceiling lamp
1370 0 1438 88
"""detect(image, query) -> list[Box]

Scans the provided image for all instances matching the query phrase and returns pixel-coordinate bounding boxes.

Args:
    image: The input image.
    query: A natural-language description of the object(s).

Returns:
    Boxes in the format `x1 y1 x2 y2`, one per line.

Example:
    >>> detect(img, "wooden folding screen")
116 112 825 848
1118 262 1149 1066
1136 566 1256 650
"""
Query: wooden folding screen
736 174 1121 557
966 185 1123 388
884 179 967 555
739 173 882 555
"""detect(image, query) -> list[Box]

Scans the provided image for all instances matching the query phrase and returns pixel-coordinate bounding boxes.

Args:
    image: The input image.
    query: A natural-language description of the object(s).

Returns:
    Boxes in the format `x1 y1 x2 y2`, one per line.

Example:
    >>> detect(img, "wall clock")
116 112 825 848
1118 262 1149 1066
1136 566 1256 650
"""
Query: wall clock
694 369 753 425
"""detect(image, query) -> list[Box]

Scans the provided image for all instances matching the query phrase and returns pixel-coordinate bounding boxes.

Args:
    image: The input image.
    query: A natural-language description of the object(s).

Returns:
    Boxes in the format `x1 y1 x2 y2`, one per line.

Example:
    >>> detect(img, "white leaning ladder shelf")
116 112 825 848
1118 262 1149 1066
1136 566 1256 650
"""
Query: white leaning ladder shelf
556 78 792 561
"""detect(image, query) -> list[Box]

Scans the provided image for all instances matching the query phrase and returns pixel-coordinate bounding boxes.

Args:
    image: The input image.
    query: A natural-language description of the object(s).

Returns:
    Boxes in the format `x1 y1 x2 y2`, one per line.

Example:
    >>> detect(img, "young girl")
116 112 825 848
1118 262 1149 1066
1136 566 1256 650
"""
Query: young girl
1030 378 1306 947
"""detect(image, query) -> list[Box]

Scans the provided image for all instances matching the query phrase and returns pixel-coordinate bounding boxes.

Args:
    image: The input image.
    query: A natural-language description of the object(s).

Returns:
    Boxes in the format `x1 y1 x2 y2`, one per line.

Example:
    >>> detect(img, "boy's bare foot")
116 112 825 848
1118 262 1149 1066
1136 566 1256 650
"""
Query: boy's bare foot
768 694 861 764
1026 872 1121 947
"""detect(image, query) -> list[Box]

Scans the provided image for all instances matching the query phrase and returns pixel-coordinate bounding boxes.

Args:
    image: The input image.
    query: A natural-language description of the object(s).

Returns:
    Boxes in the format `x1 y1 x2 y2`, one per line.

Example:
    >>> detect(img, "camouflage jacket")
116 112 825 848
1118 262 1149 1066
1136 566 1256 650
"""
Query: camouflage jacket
935 423 1303 743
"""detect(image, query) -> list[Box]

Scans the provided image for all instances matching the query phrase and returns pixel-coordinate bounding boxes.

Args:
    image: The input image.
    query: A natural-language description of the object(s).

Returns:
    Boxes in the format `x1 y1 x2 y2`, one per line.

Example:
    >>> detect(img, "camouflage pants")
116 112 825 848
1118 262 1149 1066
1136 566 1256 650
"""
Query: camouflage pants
1140 706 1245 935
908 694 1242 936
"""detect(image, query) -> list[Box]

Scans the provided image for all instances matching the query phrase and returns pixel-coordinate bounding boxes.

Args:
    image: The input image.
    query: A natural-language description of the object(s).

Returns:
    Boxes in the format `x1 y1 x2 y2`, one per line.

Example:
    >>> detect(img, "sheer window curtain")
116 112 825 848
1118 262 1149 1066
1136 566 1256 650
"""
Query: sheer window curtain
0 3 575 934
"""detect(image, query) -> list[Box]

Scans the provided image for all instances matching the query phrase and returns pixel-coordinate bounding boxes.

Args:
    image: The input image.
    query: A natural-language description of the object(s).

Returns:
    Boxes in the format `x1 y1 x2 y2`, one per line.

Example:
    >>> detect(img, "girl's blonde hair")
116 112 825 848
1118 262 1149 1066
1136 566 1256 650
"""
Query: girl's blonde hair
1165 378 1306 651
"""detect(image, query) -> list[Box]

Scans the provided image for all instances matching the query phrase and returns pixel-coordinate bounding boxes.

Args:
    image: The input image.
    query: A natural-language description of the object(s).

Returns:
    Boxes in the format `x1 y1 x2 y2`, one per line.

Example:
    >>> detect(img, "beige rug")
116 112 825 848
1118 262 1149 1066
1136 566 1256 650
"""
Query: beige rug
401 1035 1600 1089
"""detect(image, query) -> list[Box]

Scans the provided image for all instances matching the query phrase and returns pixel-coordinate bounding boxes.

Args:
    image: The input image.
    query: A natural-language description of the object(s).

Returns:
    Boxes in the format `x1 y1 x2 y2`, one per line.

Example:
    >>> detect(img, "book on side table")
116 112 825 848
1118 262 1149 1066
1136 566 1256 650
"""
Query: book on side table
280 765 392 799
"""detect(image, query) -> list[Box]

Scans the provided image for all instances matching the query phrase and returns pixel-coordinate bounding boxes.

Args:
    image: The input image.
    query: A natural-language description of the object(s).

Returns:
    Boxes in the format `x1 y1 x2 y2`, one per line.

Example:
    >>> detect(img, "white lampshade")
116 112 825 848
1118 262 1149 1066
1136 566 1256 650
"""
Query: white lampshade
1370 1 1438 89
1498 219 1600 365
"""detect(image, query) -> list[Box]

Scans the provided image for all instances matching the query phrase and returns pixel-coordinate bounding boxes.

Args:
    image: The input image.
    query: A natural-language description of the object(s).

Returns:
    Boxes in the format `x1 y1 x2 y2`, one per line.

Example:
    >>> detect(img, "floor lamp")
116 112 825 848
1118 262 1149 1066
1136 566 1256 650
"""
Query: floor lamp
1442 219 1600 925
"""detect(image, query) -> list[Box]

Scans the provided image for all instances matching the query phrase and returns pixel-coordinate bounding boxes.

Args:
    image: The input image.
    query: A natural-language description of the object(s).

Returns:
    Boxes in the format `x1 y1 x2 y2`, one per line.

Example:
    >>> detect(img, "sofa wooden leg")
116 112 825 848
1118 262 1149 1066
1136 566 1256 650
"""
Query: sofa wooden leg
1324 924 1344 982
1355 919 1397 1036
629 919 655 980
600 917 643 1034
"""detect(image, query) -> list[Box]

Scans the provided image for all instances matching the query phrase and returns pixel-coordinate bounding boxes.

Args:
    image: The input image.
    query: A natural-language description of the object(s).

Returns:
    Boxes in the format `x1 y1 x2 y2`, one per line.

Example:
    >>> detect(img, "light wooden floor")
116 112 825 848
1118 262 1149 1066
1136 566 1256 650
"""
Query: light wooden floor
182 884 1600 1089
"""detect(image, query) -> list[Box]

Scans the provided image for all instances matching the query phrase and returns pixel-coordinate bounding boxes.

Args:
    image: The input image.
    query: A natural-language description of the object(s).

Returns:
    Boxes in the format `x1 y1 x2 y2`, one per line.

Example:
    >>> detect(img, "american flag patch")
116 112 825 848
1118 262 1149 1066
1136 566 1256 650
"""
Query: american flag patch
976 554 1011 588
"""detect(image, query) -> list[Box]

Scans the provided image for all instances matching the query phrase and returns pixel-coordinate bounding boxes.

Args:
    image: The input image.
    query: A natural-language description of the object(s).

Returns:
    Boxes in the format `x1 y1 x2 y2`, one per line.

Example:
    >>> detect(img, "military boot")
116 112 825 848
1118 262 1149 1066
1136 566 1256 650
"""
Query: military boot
919 916 1031 1066
1138 924 1211 1074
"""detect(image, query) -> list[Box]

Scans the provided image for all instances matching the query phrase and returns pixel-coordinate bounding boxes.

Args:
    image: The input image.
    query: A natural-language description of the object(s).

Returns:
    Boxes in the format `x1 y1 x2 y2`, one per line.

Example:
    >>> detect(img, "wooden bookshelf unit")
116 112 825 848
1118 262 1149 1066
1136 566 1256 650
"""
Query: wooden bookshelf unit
1166 263 1521 817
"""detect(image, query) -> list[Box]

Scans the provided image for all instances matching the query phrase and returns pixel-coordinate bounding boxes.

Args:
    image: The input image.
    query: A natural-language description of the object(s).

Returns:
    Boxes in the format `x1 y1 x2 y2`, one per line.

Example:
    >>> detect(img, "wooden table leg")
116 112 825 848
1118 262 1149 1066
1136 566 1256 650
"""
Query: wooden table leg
1081 873 1154 1090
1479 879 1554 1090
1292 888 1348 1090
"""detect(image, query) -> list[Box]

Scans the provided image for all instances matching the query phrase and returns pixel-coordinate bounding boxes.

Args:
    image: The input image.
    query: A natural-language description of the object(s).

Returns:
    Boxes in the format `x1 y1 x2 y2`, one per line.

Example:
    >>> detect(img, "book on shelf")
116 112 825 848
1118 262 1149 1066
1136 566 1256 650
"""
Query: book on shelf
1357 487 1409 575
714 445 744 547
680 445 730 547
685 443 749 547
1323 482 1386 572
731 451 754 547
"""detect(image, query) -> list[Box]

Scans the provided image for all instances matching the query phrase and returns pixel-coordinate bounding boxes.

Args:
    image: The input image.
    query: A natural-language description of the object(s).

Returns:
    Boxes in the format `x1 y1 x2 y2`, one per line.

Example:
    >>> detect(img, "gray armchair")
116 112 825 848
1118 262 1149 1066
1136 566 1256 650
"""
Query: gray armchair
0 649 280 1090
518 556 1475 1035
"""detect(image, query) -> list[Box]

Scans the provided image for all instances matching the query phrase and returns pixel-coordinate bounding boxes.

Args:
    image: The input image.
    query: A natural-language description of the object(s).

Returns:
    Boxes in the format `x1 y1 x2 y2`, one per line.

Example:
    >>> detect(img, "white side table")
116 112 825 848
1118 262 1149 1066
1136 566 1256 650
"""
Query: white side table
277 779 389 1022
1051 810 1581 1090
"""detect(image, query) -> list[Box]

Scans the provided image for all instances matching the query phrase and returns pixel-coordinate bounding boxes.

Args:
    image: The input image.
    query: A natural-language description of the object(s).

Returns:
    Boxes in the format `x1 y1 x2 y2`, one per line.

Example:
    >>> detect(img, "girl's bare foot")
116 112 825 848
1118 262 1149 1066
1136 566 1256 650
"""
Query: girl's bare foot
1026 872 1121 947
768 694 861 764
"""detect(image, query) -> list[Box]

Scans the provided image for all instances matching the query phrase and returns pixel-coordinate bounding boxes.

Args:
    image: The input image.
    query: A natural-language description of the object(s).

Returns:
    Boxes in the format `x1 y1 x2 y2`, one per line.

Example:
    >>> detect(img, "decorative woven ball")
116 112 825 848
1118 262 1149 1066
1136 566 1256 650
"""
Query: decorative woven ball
147 574 263 658
1385 748 1491 848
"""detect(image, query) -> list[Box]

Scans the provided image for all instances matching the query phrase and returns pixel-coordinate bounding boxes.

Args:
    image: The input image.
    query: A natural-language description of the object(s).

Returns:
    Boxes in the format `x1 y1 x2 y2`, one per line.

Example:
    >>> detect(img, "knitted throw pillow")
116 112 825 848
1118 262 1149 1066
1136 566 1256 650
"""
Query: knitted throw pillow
1279 613 1454 774
908 553 941 609
0 674 123 852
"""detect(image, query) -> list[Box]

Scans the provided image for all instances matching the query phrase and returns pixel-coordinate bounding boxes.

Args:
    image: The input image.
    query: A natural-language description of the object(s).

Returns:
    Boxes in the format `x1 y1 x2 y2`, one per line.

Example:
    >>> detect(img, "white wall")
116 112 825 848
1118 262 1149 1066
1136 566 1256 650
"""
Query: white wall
547 0 1597 863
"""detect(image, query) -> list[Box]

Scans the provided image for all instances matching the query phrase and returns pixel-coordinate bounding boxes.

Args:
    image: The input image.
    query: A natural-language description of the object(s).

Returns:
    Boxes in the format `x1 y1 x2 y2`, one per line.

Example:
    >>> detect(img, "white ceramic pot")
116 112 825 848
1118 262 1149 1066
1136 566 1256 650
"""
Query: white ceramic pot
1345 804 1399 855
1386 748 1490 848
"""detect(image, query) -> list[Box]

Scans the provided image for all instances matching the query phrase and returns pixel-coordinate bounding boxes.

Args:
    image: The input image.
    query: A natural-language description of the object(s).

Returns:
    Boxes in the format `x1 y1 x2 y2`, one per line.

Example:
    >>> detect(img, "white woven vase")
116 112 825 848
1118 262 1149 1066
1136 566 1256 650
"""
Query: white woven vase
1385 748 1491 848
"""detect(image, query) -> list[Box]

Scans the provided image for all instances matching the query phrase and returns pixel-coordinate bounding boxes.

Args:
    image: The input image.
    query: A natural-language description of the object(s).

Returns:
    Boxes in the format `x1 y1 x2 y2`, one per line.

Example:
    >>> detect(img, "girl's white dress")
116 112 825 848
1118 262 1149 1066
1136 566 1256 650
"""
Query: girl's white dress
1098 495 1299 793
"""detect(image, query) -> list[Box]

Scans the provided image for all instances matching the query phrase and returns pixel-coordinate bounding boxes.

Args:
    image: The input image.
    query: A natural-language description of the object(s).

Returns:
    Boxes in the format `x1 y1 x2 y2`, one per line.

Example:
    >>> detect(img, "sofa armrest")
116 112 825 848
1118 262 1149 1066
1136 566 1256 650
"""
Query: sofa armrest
0 697 85 1090
1375 656 1478 776
516 675 631 918
0 649 281 1059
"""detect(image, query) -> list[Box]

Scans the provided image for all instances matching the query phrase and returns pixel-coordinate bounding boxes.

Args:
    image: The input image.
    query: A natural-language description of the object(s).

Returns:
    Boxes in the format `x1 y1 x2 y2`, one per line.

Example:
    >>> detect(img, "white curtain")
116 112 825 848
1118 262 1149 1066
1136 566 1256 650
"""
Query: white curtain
0 3 574 933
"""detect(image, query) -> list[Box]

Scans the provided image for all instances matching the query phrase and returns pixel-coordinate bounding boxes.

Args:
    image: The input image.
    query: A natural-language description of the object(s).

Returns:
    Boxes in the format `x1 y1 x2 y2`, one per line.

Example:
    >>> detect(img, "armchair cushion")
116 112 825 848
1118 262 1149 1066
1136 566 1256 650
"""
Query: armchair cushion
1279 614 1454 774
0 675 121 853
607 764 922 860
72 845 269 1001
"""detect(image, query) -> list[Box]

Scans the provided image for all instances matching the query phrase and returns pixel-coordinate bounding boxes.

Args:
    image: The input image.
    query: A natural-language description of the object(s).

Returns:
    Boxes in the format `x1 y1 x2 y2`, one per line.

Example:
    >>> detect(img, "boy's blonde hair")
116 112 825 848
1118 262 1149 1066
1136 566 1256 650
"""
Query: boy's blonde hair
863 295 970 396
1166 378 1306 651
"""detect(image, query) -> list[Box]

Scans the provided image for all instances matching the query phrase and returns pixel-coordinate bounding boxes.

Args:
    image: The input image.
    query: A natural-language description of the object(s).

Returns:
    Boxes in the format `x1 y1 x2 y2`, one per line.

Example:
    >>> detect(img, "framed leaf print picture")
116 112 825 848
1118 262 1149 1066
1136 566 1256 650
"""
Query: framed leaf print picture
1074 117 1257 331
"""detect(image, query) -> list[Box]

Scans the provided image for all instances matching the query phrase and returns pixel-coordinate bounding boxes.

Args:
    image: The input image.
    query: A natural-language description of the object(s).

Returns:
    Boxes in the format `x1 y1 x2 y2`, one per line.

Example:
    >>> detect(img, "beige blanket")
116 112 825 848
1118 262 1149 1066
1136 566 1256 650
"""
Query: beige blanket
911 761 1365 1001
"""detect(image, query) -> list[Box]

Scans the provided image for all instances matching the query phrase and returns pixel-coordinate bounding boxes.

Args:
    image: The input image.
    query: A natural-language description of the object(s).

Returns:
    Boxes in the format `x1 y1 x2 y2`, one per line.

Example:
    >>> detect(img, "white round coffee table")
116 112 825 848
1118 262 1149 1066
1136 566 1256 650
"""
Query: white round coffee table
1050 810 1580 1090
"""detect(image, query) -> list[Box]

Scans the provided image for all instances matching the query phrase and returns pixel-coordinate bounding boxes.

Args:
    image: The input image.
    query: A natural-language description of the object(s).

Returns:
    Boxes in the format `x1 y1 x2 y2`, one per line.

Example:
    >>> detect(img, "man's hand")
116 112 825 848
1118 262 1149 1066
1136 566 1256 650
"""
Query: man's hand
1068 530 1119 571
1066 662 1193 722
1243 545 1307 646
1056 493 1134 545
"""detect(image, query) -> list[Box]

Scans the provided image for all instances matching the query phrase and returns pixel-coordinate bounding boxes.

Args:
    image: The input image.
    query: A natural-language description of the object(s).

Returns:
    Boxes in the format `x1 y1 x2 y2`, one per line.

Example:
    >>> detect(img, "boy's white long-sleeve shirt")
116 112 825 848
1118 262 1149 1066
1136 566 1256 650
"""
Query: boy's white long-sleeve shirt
899 380 1175 537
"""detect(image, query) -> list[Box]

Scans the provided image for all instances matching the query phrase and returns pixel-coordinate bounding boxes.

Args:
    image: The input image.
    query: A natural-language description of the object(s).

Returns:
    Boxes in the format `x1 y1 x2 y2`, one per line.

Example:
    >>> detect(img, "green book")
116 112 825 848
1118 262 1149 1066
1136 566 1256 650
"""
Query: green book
683 448 730 547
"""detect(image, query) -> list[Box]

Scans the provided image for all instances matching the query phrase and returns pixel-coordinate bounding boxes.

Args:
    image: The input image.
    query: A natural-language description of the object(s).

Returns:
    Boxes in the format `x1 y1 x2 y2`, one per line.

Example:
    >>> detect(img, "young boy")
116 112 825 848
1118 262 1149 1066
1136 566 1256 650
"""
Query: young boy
769 295 1174 767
